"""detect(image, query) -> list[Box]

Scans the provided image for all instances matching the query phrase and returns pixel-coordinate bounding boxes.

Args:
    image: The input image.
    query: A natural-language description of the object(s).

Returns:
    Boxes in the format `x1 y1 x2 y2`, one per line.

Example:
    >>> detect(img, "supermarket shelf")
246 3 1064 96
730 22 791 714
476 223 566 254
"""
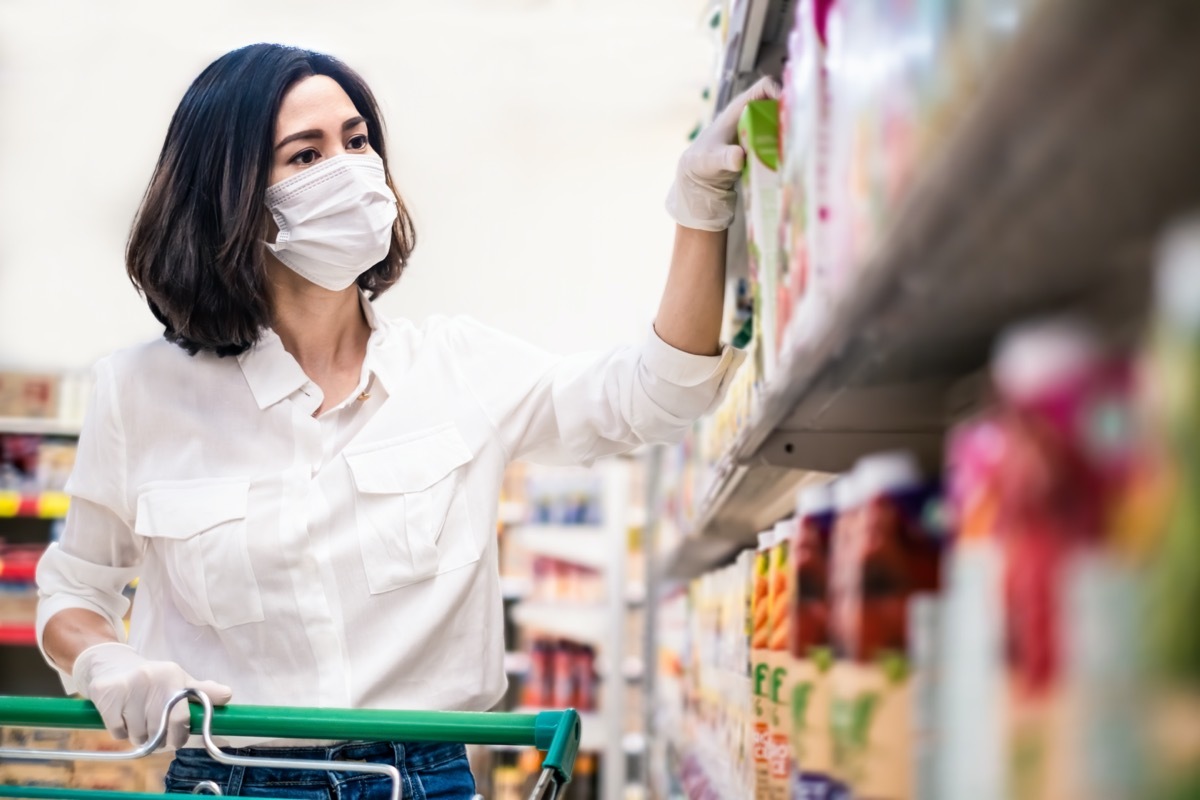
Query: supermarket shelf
500 576 532 601
510 602 607 648
507 526 610 572
0 557 38 582
715 0 795 110
0 491 70 519
503 651 531 676
497 501 526 526
686 0 1200 565
0 625 36 647
0 417 82 437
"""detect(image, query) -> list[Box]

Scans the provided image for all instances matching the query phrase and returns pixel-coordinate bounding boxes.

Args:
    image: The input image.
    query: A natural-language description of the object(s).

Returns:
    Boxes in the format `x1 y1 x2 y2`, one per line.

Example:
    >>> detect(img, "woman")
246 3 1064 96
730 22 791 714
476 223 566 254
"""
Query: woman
36 43 776 798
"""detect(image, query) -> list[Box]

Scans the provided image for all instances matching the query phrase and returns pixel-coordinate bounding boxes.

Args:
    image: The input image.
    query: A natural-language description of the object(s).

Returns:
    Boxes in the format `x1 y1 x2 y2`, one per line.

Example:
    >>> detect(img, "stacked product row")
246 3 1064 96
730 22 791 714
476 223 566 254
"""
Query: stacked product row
662 220 1200 800
523 639 600 713
0 434 76 497
0 371 90 424
702 0 1038 481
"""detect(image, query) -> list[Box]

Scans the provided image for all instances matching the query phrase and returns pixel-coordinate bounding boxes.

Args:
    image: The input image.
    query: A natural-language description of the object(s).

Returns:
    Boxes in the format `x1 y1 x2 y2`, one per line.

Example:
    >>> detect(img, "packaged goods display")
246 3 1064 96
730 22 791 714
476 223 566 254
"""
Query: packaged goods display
1137 216 1200 800
0 371 91 424
524 468 605 526
738 98 782 387
0 435 77 494
938 315 1139 800
664 219 1200 795
0 544 40 629
692 0 1041 500
828 452 943 800
778 0 837 356
521 639 598 712
788 483 837 799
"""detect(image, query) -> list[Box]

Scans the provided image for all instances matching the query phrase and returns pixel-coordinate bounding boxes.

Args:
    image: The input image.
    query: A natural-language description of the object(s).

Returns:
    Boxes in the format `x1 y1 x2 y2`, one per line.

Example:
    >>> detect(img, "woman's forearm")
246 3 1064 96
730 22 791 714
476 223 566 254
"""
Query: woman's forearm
654 225 729 357
42 608 121 675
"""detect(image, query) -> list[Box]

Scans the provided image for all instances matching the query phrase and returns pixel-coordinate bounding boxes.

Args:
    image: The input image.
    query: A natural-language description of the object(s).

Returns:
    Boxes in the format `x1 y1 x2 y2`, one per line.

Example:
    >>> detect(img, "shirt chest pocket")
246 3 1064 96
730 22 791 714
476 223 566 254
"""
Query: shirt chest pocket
134 478 263 630
345 424 478 594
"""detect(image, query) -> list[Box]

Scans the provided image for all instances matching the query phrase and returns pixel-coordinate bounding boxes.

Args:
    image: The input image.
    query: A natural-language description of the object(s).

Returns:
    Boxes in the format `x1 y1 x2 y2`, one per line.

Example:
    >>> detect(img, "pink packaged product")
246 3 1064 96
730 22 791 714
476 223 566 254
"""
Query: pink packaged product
778 0 839 355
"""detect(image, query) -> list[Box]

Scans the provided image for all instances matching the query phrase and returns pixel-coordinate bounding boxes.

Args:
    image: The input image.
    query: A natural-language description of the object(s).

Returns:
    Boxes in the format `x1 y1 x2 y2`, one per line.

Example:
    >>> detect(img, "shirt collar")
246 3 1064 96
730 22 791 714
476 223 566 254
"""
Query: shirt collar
238 291 395 411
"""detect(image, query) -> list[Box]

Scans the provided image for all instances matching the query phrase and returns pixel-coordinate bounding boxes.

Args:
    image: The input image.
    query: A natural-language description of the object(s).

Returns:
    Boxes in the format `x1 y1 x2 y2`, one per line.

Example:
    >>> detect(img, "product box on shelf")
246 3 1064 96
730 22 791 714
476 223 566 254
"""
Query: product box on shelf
778 0 839 357
0 373 59 419
749 532 771 798
823 0 1030 296
788 482 839 798
738 98 782 386
935 312 1153 800
828 451 943 800
1140 216 1200 800
765 521 795 800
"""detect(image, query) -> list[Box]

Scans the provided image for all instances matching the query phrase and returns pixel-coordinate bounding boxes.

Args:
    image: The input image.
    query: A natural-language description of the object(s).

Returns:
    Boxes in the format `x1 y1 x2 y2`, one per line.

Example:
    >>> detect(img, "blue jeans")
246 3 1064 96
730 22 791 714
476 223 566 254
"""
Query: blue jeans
166 740 475 799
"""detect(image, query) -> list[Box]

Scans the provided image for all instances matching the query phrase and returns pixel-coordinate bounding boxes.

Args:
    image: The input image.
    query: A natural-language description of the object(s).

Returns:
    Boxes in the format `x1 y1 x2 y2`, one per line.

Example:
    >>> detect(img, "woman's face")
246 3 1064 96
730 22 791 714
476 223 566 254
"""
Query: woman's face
270 75 375 185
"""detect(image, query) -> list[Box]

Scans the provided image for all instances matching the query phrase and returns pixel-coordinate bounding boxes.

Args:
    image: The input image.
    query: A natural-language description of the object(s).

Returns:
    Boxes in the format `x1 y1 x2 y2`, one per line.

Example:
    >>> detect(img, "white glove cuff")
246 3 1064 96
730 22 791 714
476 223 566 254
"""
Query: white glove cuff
72 642 139 699
665 175 737 232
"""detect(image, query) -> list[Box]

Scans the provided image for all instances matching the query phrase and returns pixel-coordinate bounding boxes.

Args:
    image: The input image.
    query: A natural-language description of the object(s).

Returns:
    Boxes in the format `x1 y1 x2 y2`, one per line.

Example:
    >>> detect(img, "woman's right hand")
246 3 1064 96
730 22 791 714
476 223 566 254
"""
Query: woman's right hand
72 643 233 749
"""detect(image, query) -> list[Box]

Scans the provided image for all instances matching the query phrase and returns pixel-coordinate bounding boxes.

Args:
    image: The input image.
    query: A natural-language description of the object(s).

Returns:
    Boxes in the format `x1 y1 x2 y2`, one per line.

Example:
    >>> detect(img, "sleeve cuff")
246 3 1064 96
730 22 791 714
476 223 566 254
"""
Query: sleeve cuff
644 325 742 387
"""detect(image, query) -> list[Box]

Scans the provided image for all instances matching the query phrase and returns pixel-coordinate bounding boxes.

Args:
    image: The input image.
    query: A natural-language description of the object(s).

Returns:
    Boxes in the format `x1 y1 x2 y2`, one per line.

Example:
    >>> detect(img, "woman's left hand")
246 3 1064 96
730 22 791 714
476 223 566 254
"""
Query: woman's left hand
665 76 783 232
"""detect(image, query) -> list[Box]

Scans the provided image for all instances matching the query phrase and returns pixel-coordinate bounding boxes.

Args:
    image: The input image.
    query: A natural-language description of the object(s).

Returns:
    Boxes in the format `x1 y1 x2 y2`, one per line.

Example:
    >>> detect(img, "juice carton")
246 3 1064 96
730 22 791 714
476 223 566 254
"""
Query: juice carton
829 451 943 800
826 474 862 797
751 529 776 799
738 99 782 382
1138 216 1200 799
780 0 841 353
766 520 797 800
789 482 839 799
937 418 1009 800
990 318 1135 800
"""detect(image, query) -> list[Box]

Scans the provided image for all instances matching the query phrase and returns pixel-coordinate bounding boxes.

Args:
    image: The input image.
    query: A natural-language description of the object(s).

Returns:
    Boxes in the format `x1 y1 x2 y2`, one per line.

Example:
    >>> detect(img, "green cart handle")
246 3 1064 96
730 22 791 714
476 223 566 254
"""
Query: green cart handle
0 694 580 800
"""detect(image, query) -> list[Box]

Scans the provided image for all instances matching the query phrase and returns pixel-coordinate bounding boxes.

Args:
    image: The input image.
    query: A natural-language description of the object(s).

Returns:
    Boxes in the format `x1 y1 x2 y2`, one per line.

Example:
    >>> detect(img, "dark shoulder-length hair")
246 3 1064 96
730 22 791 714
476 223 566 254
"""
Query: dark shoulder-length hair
127 43 415 357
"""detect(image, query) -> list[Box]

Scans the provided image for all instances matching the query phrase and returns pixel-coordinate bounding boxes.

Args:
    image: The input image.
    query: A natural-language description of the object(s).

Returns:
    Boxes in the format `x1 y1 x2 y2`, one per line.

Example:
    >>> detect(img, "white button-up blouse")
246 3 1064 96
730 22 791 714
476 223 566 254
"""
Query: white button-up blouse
36 297 743 716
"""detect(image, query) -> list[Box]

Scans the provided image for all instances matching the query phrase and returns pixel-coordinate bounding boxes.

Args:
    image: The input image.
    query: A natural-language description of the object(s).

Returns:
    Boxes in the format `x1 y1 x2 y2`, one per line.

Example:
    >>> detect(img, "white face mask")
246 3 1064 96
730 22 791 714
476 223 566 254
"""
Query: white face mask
264 153 398 291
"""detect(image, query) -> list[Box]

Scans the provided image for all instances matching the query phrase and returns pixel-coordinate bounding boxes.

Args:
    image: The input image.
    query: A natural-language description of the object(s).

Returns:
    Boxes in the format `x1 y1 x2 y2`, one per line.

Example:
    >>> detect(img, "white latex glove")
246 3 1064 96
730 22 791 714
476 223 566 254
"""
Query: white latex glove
72 643 233 749
666 77 783 231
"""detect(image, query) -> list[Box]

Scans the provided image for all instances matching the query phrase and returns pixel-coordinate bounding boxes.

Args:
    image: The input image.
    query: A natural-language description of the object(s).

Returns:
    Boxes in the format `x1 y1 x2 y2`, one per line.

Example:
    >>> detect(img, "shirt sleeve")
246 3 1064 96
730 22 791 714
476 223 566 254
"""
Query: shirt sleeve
36 358 145 692
445 317 747 465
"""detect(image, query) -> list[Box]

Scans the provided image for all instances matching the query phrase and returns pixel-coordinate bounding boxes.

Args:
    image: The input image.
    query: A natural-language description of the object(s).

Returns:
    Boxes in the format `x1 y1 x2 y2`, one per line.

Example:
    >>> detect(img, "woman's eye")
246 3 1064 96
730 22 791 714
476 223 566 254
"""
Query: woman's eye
348 134 368 151
291 149 318 165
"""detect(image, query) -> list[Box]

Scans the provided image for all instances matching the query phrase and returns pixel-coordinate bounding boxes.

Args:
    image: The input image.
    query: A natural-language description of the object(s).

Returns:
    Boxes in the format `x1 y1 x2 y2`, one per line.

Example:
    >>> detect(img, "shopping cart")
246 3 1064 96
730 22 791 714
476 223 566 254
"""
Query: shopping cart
0 691 580 800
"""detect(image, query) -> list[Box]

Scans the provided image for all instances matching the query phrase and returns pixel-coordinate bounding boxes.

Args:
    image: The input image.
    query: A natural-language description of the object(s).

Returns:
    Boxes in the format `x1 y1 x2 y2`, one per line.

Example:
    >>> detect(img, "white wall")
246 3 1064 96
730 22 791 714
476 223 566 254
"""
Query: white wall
0 0 713 371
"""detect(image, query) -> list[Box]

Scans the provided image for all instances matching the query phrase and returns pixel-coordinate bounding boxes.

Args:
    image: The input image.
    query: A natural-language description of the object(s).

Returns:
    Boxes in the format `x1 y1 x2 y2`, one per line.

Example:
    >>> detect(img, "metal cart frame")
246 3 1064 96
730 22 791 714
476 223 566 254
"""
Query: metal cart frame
0 691 580 800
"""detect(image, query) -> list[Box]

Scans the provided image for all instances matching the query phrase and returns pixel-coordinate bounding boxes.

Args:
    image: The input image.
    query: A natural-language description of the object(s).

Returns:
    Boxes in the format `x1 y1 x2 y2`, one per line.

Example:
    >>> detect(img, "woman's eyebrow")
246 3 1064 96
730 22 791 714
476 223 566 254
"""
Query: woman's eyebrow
274 117 366 151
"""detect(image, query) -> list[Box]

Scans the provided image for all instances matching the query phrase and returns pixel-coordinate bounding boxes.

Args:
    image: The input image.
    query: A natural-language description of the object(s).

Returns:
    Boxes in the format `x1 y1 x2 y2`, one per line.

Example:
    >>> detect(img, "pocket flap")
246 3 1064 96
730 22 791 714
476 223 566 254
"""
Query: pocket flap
134 479 251 541
345 424 474 495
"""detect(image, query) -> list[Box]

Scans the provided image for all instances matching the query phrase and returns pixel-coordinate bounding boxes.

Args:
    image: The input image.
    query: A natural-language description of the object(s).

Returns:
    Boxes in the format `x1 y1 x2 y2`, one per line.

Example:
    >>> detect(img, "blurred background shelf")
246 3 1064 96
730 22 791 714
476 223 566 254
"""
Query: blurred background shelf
0 625 36 647
502 651 531 676
499 576 531 601
506 526 610 572
0 417 81 437
0 491 69 519
510 601 609 649
682 0 1200 578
